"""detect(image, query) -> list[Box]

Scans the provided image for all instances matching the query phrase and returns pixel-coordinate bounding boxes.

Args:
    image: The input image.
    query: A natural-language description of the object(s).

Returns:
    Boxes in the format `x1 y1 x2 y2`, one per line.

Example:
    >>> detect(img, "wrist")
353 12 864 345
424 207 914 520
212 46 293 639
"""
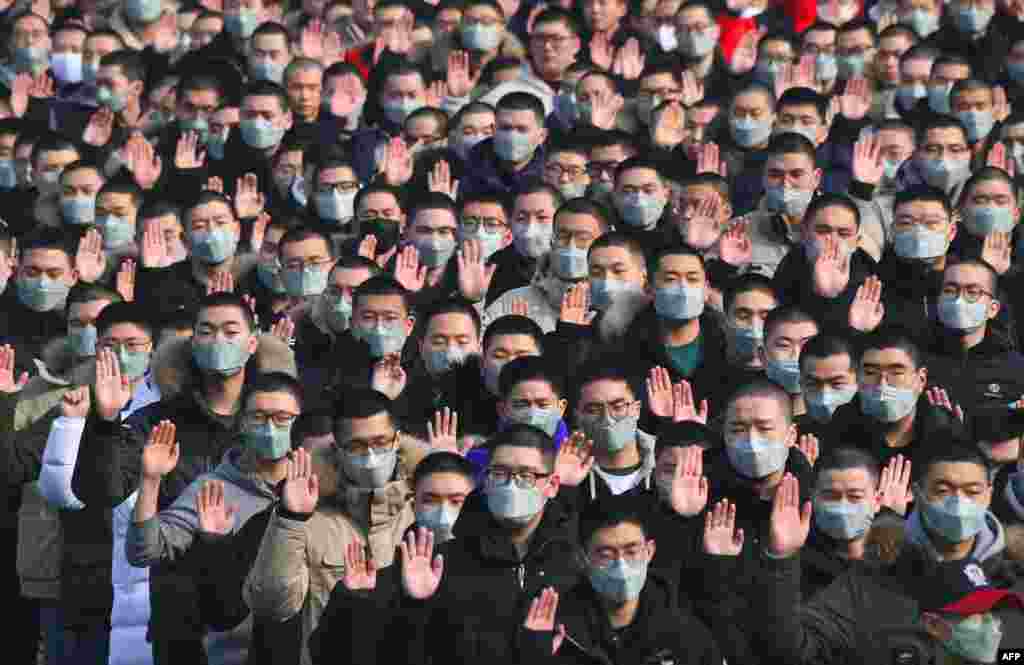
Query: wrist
141 473 163 485
764 546 798 559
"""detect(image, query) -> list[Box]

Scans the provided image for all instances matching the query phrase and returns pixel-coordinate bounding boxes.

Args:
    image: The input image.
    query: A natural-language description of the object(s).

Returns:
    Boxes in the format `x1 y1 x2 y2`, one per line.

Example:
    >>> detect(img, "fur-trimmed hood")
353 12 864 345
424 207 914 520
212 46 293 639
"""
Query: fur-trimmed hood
15 336 96 430
150 333 297 401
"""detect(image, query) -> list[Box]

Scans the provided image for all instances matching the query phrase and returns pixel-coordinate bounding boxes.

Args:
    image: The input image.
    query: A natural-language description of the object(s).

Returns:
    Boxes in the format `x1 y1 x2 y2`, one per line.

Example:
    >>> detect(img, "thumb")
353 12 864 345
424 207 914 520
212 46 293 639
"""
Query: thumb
432 553 444 576
800 500 813 527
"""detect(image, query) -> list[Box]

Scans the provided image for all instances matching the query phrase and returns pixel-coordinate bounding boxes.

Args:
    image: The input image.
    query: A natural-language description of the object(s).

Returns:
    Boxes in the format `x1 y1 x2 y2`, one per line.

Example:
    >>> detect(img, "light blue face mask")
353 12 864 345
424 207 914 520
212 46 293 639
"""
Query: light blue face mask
413 236 457 268
192 339 250 376
416 503 460 542
191 227 238 264
486 480 544 525
860 383 917 422
381 97 422 125
240 118 285 150
805 386 857 423
282 265 330 297
775 124 818 145
920 157 971 192
493 129 536 163
62 196 96 225
963 205 1016 236
460 22 502 51
764 185 814 217
462 228 504 261
250 60 286 84
50 52 83 84
726 433 789 479
837 54 867 79
938 295 989 332
731 116 773 148
67 325 98 357
342 446 398 488
766 357 802 394
14 47 48 73
654 285 705 321
955 6 993 34
553 244 589 280
179 117 210 144
730 323 764 360
207 131 228 160
815 53 838 80
82 60 100 85
353 322 407 358
921 494 988 543
325 294 352 332
257 260 286 294
125 0 162 23
97 214 135 249
507 406 561 437
96 85 128 113
814 499 874 540
588 557 648 603
893 228 948 260
0 159 16 190
556 181 587 200
958 110 994 143
897 82 928 109
944 613 1002 664
679 30 717 57
882 158 903 182
116 348 150 379
18 277 70 312
225 9 260 38
1009 62 1024 83
616 192 667 229
316 190 356 223
511 223 553 260
904 9 939 36
243 421 293 460
589 278 643 310
580 413 638 453
424 346 469 376
928 83 953 114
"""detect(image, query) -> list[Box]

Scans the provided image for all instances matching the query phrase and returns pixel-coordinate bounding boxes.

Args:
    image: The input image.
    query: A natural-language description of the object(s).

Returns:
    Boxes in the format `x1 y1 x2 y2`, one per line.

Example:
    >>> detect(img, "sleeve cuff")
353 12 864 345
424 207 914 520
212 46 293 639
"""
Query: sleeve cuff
277 506 314 522
848 179 876 201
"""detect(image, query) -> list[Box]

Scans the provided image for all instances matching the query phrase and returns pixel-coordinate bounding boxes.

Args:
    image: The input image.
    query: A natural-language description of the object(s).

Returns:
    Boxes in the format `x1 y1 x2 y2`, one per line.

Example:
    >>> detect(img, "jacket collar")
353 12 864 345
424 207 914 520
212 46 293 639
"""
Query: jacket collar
457 489 577 564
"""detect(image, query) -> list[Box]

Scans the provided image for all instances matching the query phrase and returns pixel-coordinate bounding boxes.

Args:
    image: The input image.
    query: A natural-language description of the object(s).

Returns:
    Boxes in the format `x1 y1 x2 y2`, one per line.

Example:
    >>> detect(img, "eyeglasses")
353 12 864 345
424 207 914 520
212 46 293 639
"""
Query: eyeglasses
580 399 636 419
485 466 551 489
544 163 588 180
97 340 152 354
941 284 992 303
531 33 573 48
282 257 334 272
243 410 300 427
318 182 360 194
461 217 506 233
339 432 399 456
892 215 949 233
588 161 620 177
588 545 649 567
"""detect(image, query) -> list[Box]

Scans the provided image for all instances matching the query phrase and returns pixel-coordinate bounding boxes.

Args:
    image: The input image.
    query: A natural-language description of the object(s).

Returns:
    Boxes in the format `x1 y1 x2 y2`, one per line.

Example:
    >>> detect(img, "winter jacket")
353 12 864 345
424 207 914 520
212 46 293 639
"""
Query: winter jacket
483 257 568 333
460 138 546 201
134 254 259 321
874 250 946 347
400 355 499 438
0 288 69 378
486 244 541 307
517 572 722 665
557 430 658 516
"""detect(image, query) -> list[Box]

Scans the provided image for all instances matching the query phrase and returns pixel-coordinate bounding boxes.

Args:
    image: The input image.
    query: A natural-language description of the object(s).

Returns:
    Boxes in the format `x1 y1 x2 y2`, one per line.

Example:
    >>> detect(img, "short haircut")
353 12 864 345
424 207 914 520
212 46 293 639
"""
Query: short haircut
59 159 105 185
655 422 720 456
799 334 855 373
497 91 546 128
554 198 613 232
726 380 794 425
422 298 482 338
67 283 122 309
879 24 918 44
412 451 476 488
242 80 291 114
683 173 731 205
460 191 512 219
950 78 992 106
575 359 637 401
859 327 923 370
451 101 496 131
498 355 564 399
901 44 940 65
876 118 916 144
893 184 951 220
913 444 990 485
531 7 581 37
514 181 563 209
804 193 861 229
815 447 881 488
352 275 411 314
803 21 838 37
488 423 557 470
654 243 706 273
99 49 147 83
279 226 337 259
764 306 818 342
95 302 154 339
766 131 818 164
614 157 665 185
251 20 289 42
140 200 182 223
731 81 775 110
334 388 396 436
959 166 1018 208
20 227 75 263
186 190 236 227
933 53 971 73
406 106 449 135
354 182 403 215
243 371 305 412
196 292 256 332
482 315 545 354
31 133 79 167
945 257 999 295
778 87 828 123
590 129 639 156
579 494 649 547
724 273 778 315
916 114 968 148
98 177 144 208
837 18 876 43
410 191 459 222
587 231 648 267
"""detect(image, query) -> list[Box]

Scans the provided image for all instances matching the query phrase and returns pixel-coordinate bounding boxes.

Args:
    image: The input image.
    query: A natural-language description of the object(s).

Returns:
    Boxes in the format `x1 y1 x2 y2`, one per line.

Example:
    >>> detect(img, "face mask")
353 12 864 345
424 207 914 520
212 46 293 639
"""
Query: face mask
944 613 1002 663
416 504 459 542
928 84 953 114
96 86 128 113
754 61 782 87
805 386 857 423
726 433 789 479
192 339 250 376
590 278 643 310
125 0 162 22
921 494 987 542
964 205 1015 237
581 413 638 453
360 218 402 255
553 244 588 280
882 158 902 182
424 346 468 376
240 118 285 150
343 446 398 488
243 421 293 460
316 190 356 223
657 24 678 52
815 53 838 80
860 382 917 422
250 60 285 84
679 30 717 57
179 117 210 144
766 357 802 394
207 131 228 159
494 129 536 163
731 117 773 148
486 480 544 525
955 6 993 33
97 214 135 249
381 97 422 125
50 52 83 84
588 557 648 602
655 285 704 321
68 325 98 357
556 181 587 200
325 294 352 332
814 500 874 540
353 322 407 357
511 222 553 259
904 9 939 36
452 134 486 160
507 405 561 437
62 196 96 225
82 60 99 85
18 277 70 312
0 159 15 190
730 323 764 360
413 236 457 267
958 110 994 143
897 82 928 109
893 228 948 260
14 47 48 73
837 54 867 79
282 265 330 297
1009 62 1024 83
225 9 260 38
116 348 150 379
765 185 814 217
616 192 667 229
589 180 614 199
482 358 508 395
257 259 286 294
776 123 819 145
938 295 989 332
462 226 504 261
191 227 239 264
461 23 502 51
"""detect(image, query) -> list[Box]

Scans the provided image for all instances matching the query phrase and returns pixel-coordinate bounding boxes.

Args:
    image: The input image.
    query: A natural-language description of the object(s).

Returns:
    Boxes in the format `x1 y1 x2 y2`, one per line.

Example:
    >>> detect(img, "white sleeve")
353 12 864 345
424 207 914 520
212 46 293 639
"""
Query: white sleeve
37 415 87 510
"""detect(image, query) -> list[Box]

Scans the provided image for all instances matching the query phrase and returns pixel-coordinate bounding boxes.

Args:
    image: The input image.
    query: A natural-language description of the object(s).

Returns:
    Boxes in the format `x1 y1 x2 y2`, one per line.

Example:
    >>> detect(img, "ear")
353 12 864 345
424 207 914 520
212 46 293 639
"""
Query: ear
920 612 954 642
283 110 293 131
404 314 416 336
989 298 1002 320
947 219 958 243
131 79 145 99
246 330 260 354
497 399 507 418
543 471 560 498
537 127 548 145
917 365 928 388
813 167 823 189
785 423 798 447
646 539 657 562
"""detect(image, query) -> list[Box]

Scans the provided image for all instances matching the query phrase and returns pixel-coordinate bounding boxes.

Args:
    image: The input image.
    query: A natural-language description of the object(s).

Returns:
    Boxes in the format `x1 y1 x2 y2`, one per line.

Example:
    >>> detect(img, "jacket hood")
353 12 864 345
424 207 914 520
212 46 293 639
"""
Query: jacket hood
587 429 657 500
453 487 579 563
151 334 297 401
319 433 428 503
905 505 1006 562
218 447 283 500
28 335 96 388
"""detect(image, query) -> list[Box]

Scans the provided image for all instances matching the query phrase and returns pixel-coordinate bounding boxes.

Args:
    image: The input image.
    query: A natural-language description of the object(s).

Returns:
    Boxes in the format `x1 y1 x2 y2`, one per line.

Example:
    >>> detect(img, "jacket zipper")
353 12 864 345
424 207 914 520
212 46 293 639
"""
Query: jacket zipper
517 563 525 589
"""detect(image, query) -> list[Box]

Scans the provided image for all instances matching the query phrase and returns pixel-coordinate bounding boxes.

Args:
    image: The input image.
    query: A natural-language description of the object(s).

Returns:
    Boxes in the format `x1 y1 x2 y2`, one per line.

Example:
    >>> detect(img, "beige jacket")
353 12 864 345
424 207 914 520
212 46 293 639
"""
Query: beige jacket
244 437 427 665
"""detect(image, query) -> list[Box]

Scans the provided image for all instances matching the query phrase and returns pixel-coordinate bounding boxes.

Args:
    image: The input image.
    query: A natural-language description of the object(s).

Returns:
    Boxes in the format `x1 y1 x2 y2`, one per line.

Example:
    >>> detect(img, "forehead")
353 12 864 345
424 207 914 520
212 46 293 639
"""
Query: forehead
944 263 990 286
426 311 477 335
926 461 988 485
103 322 151 339
861 346 915 366
190 199 233 219
65 167 103 184
818 468 874 490
810 205 857 228
487 333 539 352
779 103 821 120
895 199 947 218
727 394 787 421
463 201 505 218
281 236 331 256
509 378 558 398
837 28 872 43
588 521 645 548
497 109 540 128
618 166 660 184
360 191 400 209
769 320 819 340
14 15 46 32
678 5 711 21
877 128 914 146
357 293 406 312
198 304 249 326
580 377 632 400
548 150 587 165
734 90 771 108
253 33 288 48
385 71 424 89
414 207 457 227
98 191 136 207
557 211 602 232
407 115 440 132
244 94 285 112
40 148 79 166
491 445 548 469
515 191 556 211
657 253 704 274
333 266 373 287
24 247 72 267
730 288 777 311
806 353 853 374
343 411 394 435
804 28 835 44
417 471 474 495
591 246 641 267
289 68 322 84
459 111 495 128
766 152 816 170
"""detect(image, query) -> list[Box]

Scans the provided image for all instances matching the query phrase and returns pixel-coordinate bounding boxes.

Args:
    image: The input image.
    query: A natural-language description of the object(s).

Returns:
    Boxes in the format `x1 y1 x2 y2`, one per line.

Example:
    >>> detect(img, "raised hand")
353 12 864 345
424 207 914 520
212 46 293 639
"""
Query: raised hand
994 85 1010 123
731 26 764 74
589 90 624 130
840 76 871 120
703 499 744 556
394 245 426 292
196 480 239 535
646 365 674 418
611 38 645 80
175 131 206 170
457 239 496 303
342 542 378 591
560 283 596 325
328 74 365 118
797 433 819 467
76 229 106 283
400 527 444 600
768 473 812 558
982 231 1012 276
251 211 271 253
271 316 295 344
812 235 851 298
141 223 168 268
281 448 319 516
382 137 413 186
323 30 344 67
141 420 179 479
60 386 91 418
848 275 884 332
206 270 235 295
84 107 114 147
94 348 132 420
447 50 473 98
680 70 703 107
427 160 459 199
718 222 752 267
852 132 884 186
427 407 460 454
358 234 397 268
796 54 817 88
667 444 709 517
652 101 686 146
926 386 964 422
590 32 613 70
371 356 407 400
300 18 325 59
234 173 265 219
205 176 224 193
524 587 566 655
682 196 721 249
116 258 136 302
877 454 913 516
0 345 29 393
10 73 31 117
124 134 162 190
555 431 595 487
426 81 446 111
696 142 722 176
672 380 709 424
